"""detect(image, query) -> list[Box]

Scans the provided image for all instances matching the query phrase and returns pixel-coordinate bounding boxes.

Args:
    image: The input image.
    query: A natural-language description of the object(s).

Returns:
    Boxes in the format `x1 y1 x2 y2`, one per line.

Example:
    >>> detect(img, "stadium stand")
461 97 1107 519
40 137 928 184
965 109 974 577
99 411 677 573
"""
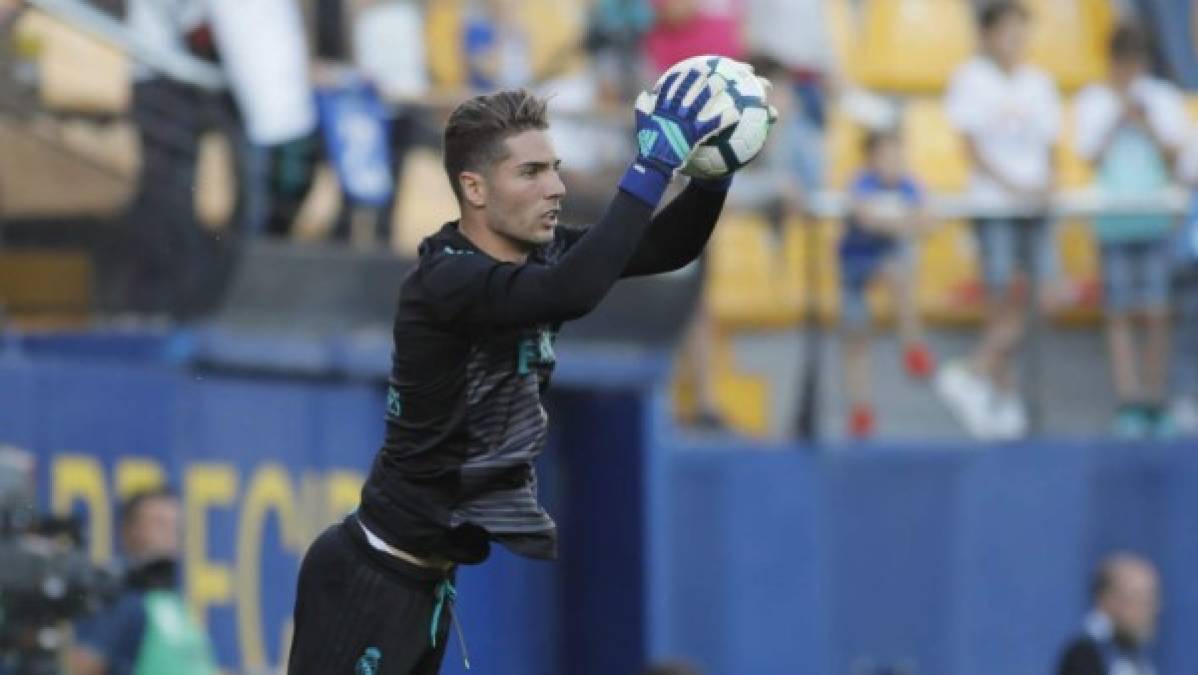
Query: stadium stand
854 0 976 93
901 98 971 194
14 8 129 113
1024 0 1113 92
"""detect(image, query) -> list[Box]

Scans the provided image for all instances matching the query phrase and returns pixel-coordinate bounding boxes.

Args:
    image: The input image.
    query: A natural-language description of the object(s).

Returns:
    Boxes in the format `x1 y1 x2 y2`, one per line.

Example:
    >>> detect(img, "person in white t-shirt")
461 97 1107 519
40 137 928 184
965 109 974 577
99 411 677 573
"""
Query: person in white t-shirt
1074 23 1185 439
936 1 1062 440
122 0 318 314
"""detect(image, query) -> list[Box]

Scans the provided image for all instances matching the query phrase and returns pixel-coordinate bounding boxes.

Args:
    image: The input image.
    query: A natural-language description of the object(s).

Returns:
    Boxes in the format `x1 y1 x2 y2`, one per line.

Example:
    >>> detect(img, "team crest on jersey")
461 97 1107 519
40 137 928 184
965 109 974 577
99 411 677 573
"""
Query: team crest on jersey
517 327 557 375
385 385 402 418
356 646 381 675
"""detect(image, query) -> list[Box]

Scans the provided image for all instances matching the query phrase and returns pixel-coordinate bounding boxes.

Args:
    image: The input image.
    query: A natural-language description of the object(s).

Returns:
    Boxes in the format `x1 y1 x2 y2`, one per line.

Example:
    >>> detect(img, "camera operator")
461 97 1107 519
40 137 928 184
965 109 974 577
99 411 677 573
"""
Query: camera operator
69 488 220 675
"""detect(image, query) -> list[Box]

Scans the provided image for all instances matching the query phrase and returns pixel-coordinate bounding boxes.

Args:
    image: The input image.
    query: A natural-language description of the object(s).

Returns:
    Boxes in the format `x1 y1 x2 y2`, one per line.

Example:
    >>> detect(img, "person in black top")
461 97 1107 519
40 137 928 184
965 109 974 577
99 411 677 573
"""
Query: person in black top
1057 553 1161 675
288 60 773 674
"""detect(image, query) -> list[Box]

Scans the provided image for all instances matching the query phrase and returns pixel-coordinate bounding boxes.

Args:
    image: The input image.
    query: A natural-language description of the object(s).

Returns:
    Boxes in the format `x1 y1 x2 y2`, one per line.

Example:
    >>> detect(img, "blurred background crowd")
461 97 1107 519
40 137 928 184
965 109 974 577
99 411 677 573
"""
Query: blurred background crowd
3 0 1198 445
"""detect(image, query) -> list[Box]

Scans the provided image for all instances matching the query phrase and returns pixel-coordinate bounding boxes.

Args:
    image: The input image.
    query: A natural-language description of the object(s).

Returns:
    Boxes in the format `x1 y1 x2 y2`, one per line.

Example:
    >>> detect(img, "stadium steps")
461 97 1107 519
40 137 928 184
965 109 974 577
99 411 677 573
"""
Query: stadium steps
11 8 131 114
0 249 94 326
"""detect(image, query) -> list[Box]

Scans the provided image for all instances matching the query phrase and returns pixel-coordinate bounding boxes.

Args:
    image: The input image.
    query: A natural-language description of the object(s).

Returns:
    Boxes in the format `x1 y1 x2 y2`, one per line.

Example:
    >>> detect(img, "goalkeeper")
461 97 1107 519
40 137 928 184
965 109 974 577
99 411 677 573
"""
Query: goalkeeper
288 60 771 675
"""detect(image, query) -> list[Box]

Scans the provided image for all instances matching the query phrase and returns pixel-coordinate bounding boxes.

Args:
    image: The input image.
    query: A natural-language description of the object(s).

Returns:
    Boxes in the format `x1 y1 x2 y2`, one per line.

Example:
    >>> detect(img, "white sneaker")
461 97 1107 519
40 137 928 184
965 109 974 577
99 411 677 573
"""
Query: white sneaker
991 392 1029 441
1171 396 1198 436
935 360 997 440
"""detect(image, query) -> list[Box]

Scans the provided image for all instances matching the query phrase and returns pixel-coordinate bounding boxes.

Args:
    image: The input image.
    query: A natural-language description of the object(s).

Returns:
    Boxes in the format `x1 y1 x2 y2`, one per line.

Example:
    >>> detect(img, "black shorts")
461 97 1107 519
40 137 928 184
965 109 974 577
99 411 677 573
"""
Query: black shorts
288 515 457 675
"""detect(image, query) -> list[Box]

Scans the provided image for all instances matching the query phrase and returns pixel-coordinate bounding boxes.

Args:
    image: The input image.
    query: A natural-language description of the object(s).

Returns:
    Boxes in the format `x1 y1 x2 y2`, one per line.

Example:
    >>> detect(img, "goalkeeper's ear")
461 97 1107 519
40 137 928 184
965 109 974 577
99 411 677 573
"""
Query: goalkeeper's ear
459 170 488 209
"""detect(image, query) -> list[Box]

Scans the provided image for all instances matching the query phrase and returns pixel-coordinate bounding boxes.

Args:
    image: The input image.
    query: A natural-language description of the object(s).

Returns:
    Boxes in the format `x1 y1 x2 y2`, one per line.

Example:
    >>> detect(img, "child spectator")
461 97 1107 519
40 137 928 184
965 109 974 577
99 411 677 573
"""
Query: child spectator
938 1 1062 440
1074 23 1186 438
840 129 936 439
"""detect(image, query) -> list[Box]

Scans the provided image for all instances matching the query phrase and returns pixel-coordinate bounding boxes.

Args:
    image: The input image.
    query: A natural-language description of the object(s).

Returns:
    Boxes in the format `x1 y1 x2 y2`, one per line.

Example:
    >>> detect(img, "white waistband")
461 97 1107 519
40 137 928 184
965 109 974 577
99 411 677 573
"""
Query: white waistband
356 517 452 571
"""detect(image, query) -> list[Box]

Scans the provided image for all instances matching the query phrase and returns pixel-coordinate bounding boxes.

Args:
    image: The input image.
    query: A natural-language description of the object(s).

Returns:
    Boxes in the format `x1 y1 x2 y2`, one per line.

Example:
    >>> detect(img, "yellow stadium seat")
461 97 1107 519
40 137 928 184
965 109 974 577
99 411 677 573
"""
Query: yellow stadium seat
1025 0 1110 92
855 0 976 93
916 220 984 324
706 213 784 327
1057 99 1095 188
827 0 862 83
825 107 866 190
1054 219 1102 324
1185 94 1198 124
672 328 771 437
394 149 459 255
779 218 841 325
521 0 587 81
425 0 466 89
903 99 970 193
424 0 587 92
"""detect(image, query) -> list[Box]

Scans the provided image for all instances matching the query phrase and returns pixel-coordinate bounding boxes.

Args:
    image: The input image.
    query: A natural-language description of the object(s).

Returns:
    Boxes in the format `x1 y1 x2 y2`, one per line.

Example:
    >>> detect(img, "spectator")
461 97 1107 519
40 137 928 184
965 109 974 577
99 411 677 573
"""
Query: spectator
1074 22 1186 439
584 0 655 102
726 54 802 243
70 488 221 675
839 129 936 439
1056 553 1160 675
463 0 534 91
744 0 837 203
937 1 1062 440
642 0 745 78
205 0 319 239
119 0 219 316
120 0 317 315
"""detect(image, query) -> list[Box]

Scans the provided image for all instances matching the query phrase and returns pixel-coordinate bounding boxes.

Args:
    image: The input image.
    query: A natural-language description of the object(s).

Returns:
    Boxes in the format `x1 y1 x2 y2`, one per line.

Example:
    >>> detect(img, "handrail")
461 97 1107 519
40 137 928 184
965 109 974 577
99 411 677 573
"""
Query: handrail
25 0 226 90
805 186 1192 221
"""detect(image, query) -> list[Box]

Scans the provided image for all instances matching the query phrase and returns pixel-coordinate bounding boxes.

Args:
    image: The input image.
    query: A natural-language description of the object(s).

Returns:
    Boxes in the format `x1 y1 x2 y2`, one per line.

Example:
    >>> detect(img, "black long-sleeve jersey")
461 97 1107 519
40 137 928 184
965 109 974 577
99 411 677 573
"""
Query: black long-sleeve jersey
357 182 728 564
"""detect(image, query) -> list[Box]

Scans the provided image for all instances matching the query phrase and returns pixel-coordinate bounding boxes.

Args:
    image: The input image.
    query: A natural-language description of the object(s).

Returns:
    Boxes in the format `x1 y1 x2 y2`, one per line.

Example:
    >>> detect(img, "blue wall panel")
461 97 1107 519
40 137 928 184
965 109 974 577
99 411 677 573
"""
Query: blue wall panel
3 341 1198 675
661 450 827 674
651 436 1198 675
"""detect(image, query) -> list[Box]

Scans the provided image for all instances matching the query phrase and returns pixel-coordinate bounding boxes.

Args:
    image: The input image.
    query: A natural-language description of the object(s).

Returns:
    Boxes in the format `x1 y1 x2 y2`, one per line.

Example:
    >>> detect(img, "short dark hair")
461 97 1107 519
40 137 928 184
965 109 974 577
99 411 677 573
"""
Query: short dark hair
863 128 901 158
442 89 550 203
1110 22 1152 63
119 486 177 530
978 1 1029 32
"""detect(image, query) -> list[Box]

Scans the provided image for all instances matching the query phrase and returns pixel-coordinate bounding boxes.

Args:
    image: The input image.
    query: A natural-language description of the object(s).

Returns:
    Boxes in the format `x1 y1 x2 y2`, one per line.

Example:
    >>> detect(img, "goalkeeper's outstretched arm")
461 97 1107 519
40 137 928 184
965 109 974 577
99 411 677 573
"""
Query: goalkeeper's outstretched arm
622 177 731 278
422 68 738 329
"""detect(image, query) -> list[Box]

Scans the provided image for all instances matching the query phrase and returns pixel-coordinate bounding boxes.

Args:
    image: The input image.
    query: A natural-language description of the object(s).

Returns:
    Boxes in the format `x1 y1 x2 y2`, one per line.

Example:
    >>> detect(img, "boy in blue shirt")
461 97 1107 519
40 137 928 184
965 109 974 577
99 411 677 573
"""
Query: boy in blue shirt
1074 23 1186 438
839 129 936 438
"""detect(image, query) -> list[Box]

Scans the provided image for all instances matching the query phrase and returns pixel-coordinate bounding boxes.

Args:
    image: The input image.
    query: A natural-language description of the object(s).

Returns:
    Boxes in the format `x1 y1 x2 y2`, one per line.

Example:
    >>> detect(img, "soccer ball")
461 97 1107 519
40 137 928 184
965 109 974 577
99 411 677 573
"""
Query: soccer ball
652 55 775 180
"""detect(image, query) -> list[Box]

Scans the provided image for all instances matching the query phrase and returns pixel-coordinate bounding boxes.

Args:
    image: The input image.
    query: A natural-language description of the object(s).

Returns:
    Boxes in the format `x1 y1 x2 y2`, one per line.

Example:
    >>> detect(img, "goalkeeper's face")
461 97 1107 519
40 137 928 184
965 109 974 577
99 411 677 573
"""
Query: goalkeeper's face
483 130 566 248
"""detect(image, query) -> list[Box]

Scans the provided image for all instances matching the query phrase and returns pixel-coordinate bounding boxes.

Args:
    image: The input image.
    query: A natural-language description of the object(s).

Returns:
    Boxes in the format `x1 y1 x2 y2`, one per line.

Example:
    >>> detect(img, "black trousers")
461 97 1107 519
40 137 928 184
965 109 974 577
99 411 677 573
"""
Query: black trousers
288 516 456 675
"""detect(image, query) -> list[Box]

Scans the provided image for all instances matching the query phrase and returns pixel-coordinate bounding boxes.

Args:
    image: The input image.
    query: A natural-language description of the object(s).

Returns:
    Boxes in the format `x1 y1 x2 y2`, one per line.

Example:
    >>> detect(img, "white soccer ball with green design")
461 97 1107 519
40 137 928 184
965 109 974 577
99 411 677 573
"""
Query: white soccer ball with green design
644 55 775 180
